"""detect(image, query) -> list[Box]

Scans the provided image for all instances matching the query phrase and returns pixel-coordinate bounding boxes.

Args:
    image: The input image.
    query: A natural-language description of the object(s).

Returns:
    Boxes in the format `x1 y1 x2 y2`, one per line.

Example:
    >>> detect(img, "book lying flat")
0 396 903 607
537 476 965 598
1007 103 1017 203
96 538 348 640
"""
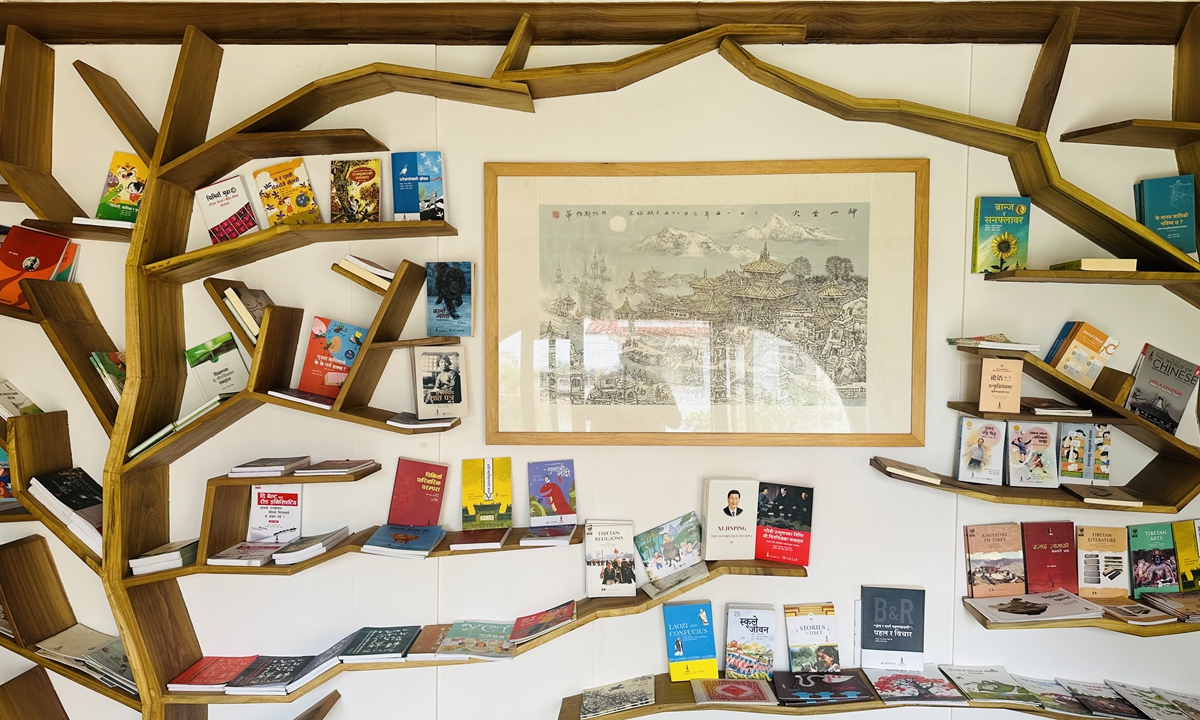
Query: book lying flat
1063 484 1144 508
229 456 311 477
168 655 258 692
207 542 285 567
338 625 421 663
871 457 941 485
267 388 334 410
964 590 1103 624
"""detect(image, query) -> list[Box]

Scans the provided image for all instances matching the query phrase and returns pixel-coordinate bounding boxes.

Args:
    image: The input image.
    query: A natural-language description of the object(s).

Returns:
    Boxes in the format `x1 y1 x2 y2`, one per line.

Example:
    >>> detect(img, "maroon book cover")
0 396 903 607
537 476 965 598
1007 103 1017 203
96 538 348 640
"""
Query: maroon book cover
1022 521 1078 593
387 458 449 526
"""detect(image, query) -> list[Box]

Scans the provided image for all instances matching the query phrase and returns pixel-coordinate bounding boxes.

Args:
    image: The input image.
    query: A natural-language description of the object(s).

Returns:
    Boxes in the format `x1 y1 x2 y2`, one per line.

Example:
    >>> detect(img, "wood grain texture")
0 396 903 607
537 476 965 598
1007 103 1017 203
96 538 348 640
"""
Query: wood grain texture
250 391 462 436
1016 8 1078 133
246 305 304 393
1176 5 1200 122
125 582 203 708
0 25 53 171
962 596 1200 636
367 336 459 352
203 277 257 350
0 183 18 202
946 400 1125 424
154 26 221 165
196 484 249 564
492 13 534 78
0 303 37 323
293 691 340 720
0 667 70 720
0 633 140 709
19 218 133 242
0 534 75 647
1060 118 1200 148
121 391 263 473
985 268 1200 285
0 162 84 221
73 60 158 164
330 262 388 296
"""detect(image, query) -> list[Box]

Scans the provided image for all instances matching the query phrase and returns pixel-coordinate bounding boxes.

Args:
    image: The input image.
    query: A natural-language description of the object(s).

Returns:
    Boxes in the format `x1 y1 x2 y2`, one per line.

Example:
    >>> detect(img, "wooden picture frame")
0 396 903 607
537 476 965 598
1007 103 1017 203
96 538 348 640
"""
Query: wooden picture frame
485 159 929 446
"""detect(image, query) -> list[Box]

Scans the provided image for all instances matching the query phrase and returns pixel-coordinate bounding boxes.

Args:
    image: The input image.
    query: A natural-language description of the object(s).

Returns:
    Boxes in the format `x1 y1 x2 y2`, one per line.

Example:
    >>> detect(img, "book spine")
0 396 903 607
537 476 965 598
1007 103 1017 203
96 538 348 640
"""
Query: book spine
971 196 982 273
1044 321 1079 366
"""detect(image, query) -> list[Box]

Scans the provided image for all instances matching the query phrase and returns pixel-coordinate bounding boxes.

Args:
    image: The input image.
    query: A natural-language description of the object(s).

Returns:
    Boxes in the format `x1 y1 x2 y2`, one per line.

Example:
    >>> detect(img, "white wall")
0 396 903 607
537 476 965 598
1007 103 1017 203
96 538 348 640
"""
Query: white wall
0 30 1197 720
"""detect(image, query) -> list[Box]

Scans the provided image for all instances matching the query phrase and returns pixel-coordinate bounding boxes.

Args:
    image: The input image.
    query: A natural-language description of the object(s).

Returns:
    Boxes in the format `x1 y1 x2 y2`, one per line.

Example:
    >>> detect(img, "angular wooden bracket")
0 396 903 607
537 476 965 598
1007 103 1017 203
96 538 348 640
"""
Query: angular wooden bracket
155 25 223 165
1016 7 1079 133
493 13 534 78
74 60 159 164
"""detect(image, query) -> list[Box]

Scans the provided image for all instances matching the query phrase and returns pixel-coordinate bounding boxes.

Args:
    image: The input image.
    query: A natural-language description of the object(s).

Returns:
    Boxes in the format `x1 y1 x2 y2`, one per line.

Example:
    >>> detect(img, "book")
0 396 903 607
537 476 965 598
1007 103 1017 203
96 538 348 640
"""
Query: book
388 457 448 527
584 520 637 598
1140 590 1200 621
298 316 368 399
129 539 198 571
700 478 758 560
461 457 512 530
253 158 321 227
185 333 249 401
174 393 235 431
247 484 301 543
1107 681 1194 720
754 481 813 567
225 655 314 695
329 159 382 223
1063 483 1143 507
272 527 349 565
635 511 706 597
956 417 1006 485
52 241 79 285
0 449 12 503
964 589 1102 624
207 541 284 566
84 637 136 693
579 675 655 719
509 599 576 644
386 411 456 429
1010 676 1095 717
773 670 876 706
95 151 148 223
1076 526 1130 599
1006 422 1059 488
1137 174 1198 261
1051 322 1119 390
360 524 445 559
519 525 576 547
870 457 941 485
1023 521 1077 593
972 196 1030 273
1093 597 1176 626
391 151 444 221
90 351 127 403
426 261 473 336
723 603 775 679
1125 343 1200 435
339 625 421 663
1022 397 1092 416
691 678 776 705
285 633 355 693
864 665 968 706
29 467 103 554
412 345 467 419
1049 258 1139 272
196 175 259 243
434 620 514 661
940 665 1038 705
527 459 577 528
980 357 1022 413
36 624 116 674
1060 423 1111 483
406 624 452 661
293 459 374 476
964 522 1026 598
1174 519 1200 592
230 457 311 477
334 254 391 291
0 225 69 310
662 600 718 681
783 602 838 672
266 388 334 409
1056 678 1144 719
0 379 42 418
168 656 258 692
1154 688 1200 720
447 527 511 550
948 333 1039 352
859 585 924 670
223 285 273 339
1129 522 1180 598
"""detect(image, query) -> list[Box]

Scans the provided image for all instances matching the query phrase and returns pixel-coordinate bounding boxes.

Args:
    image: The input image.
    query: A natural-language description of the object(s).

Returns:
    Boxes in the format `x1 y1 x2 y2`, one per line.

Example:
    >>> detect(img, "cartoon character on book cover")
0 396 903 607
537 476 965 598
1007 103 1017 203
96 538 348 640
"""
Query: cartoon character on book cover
330 159 381 223
97 151 149 222
528 460 576 526
634 512 703 581
1006 423 1057 486
254 158 321 227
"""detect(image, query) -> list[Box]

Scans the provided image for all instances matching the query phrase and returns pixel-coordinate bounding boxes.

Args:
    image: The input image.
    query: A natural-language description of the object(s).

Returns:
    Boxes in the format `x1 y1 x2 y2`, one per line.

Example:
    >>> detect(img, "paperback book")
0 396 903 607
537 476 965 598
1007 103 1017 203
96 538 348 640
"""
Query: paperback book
1006 422 1059 488
223 285 273 340
963 589 1102 624
207 542 283 567
773 670 876 706
509 599 576 644
185 333 249 401
247 484 302 543
426 261 473 336
339 625 421 663
1174 518 1200 592
298 316 368 399
329 159 381 223
1022 520 1078 593
691 678 776 705
388 457 448 527
754 481 812 566
392 151 444 221
1107 681 1193 720
406 625 452 661
272 527 349 565
412 345 466 419
435 620 514 661
168 656 258 692
1154 689 1200 720
1136 174 1198 260
360 524 445 559
1076 526 1130 599
287 634 354 693
196 176 259 243
864 665 968 706
583 520 637 598
783 602 839 672
579 675 654 720
972 196 1030 273
0 379 42 418
230 457 310 477
956 418 1006 485
461 457 512 530
1125 343 1200 435
527 459 577 527
634 511 707 597
95 151 149 223
1048 321 1119 390
1055 678 1144 719
89 351 126 403
702 477 758 561
1010 676 1094 717
860 585 924 670
253 158 321 227
964 522 1026 598
1060 423 1112 484
662 600 717 682
723 603 775 679
0 226 70 310
1129 522 1181 598
939 665 1039 705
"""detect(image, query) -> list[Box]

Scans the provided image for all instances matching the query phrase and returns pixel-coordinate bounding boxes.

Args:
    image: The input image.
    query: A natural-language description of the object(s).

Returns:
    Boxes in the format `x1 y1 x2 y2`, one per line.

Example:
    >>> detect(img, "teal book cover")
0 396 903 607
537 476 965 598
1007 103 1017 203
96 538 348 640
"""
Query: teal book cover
972 196 1030 273
1129 523 1180 598
1139 175 1198 260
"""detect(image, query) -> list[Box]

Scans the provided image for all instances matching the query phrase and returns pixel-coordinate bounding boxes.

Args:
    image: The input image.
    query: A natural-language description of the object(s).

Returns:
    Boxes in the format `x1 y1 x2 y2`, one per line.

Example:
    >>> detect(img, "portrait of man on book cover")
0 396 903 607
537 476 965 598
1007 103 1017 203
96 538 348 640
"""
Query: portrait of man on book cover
722 488 744 516
421 351 462 405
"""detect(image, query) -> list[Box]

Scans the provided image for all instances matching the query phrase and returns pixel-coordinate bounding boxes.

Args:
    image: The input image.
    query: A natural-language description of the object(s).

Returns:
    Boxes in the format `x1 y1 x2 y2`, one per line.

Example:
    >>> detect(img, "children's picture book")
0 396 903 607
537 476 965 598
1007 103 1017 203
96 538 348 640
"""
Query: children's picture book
956 418 1005 485
1055 678 1143 719
0 225 70 310
784 602 838 672
253 158 321 227
412 345 466 419
246 484 301 543
754 482 812 566
1059 423 1112 484
662 600 717 682
691 678 776 705
1076 526 1130 599
860 585 924 670
939 665 1039 705
964 589 1102 624
360 524 445 558
95 151 149 223
1137 174 1198 261
1022 521 1077 593
1010 676 1094 717
425 261 473 336
392 151 444 221
773 670 876 706
1154 688 1200 720
434 620 514 661
387 458 448 527
185 333 249 401
864 665 968 706
635 511 705 595
196 175 259 243
702 478 758 561
1006 422 1058 488
1107 681 1194 720
329 159 381 223
583 520 637 598
0 379 42 418
298 316 368 399
1125 343 1200 435
964 522 1026 598
461 457 512 531
972 196 1030 273
1130 523 1181 598
579 675 655 719
527 460 577 527
723 603 775 679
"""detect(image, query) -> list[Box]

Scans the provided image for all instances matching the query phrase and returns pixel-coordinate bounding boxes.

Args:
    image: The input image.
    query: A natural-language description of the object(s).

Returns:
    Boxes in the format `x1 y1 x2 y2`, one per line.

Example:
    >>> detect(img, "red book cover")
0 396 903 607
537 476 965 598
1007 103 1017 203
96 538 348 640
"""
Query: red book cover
297 316 369 399
753 482 813 567
509 599 576 643
169 655 258 686
1022 521 1078 593
0 226 69 310
388 457 449 526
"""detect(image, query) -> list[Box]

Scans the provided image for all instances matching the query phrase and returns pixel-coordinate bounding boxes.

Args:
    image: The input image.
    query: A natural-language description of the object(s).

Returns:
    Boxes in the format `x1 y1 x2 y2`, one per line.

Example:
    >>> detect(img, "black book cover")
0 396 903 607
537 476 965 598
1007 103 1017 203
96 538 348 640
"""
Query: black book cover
33 467 102 511
773 670 877 705
341 625 421 658
226 655 314 687
860 586 925 654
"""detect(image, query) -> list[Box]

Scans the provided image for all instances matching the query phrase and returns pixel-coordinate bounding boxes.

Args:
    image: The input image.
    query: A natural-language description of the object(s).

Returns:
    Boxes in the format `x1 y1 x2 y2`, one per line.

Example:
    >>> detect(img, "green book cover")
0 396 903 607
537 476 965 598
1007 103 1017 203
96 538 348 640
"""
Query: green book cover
185 333 248 401
972 196 1030 273
1129 522 1180 598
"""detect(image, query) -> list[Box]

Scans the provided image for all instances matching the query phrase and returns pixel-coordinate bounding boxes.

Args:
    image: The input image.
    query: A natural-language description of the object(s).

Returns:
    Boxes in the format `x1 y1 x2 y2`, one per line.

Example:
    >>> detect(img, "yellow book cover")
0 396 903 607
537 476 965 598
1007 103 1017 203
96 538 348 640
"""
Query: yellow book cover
96 151 149 222
461 457 512 531
1173 519 1200 592
253 157 322 227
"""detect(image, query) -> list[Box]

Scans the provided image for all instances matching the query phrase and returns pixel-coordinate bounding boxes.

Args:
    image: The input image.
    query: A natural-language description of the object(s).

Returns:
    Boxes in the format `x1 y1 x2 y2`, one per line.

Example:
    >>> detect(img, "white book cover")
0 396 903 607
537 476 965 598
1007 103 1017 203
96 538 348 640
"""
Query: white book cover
701 478 758 561
1005 421 1059 487
941 665 1039 705
207 542 284 566
783 603 839 672
196 175 259 243
583 521 637 598
0 379 40 419
247 484 302 543
1152 688 1200 720
1107 682 1192 720
1009 676 1095 717
412 345 467 419
36 624 113 662
1076 526 1129 599
723 604 775 679
956 417 1005 485
186 333 249 401
964 589 1102 624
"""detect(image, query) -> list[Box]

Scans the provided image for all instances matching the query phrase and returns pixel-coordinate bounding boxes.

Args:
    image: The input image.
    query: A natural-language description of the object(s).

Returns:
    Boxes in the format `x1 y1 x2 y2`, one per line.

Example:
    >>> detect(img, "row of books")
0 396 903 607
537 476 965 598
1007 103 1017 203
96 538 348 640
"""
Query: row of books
36 623 135 696
0 226 81 310
954 417 1116 491
28 467 103 556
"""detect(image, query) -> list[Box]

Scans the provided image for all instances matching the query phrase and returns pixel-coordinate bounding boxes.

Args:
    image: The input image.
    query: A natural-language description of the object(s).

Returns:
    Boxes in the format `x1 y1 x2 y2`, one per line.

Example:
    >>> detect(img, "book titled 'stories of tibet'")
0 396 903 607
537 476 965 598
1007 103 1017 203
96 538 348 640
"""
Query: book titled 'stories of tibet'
864 665 968 706
579 675 655 720
859 585 924 670
1125 344 1200 436
329 159 381 223
196 175 259 243
784 602 838 672
584 520 636 598
1129 522 1180 599
412 345 466 419
1006 422 1059 488
755 482 812 567
956 418 1005 485
426 261 473 336
1076 526 1130 599
461 457 512 531
964 522 1026 598
702 477 758 560
972 196 1030 273
298 316 367 399
388 457 448 527
1022 520 1077 593
662 600 717 682
527 460 577 527
247 484 301 544
95 151 149 223
723 603 775 679
391 151 444 221
185 333 249 401
253 158 321 227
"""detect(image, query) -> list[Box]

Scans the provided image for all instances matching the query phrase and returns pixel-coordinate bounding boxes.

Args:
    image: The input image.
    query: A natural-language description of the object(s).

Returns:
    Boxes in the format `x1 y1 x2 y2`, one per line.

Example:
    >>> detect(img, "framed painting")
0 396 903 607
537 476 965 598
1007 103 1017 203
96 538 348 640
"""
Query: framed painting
484 159 928 446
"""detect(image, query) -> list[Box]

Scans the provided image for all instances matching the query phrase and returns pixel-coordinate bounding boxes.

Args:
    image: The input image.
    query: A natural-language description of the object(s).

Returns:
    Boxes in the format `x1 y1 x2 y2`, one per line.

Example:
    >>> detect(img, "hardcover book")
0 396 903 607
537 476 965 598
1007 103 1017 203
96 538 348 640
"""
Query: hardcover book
940 665 1038 705
754 481 812 566
635 511 706 596
391 151 444 221
434 620 514 661
196 175 259 243
1010 676 1094 717
461 457 512 530
583 520 637 598
339 626 421 662
1022 521 1078 593
860 585 924 670
783 602 839 672
388 457 448 527
1129 522 1180 598
1055 678 1143 719
527 459 577 527
246 484 302 543
0 225 70 310
691 678 776 705
1076 526 1130 599
426 261 473 336
1059 423 1112 484
956 418 1006 485
253 157 321 227
412 345 466 419
723 603 775 679
964 522 1026 598
773 670 875 706
329 159 381 223
1052 322 1119 390
702 478 758 560
972 196 1030 273
1125 343 1200 435
168 656 258 691
185 333 248 401
95 151 149 223
662 600 718 682
1107 681 1193 720
579 675 655 719
864 665 968 706
1137 174 1198 260
509 599 576 644
1174 519 1200 592
1006 422 1059 488
298 316 368 399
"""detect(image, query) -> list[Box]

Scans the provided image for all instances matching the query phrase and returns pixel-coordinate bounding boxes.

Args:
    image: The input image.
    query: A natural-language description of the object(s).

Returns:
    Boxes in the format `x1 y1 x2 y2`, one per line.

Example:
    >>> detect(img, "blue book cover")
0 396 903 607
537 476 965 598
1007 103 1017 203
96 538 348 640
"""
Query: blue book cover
527 459 577 527
391 151 444 221
1139 175 1198 259
972 196 1030 273
364 524 445 554
426 262 473 337
662 600 718 681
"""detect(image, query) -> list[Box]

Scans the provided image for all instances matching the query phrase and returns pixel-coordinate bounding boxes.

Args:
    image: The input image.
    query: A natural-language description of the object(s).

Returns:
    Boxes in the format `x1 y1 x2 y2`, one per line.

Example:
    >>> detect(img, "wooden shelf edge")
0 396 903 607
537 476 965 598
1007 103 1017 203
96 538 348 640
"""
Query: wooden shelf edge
11 488 103 572
0 504 36 523
984 269 1200 285
121 392 264 473
0 303 39 323
0 635 140 710
330 262 387 296
20 218 133 243
1059 118 1200 149
945 400 1127 424
249 391 461 435
961 597 1200 637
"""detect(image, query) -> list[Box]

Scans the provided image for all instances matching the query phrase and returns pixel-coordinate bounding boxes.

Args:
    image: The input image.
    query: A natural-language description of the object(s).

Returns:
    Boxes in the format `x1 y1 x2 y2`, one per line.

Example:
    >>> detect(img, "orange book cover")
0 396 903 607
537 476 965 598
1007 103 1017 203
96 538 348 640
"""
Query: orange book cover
297 316 369 399
1053 322 1118 389
0 226 70 310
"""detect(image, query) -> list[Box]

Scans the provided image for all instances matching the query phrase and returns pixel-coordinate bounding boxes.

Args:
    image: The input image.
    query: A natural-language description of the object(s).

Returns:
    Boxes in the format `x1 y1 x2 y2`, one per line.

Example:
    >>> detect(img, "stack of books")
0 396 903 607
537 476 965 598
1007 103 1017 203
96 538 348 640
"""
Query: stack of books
947 334 1039 353
295 459 375 476
271 527 350 566
964 590 1104 624
228 456 311 477
335 254 394 291
1020 398 1092 417
579 675 655 719
386 412 457 430
361 524 444 559
29 468 104 556
129 539 199 576
224 656 314 696
88 352 126 404
127 393 238 459
1139 591 1200 622
520 459 577 547
222 285 273 346
508 600 576 645
37 624 136 696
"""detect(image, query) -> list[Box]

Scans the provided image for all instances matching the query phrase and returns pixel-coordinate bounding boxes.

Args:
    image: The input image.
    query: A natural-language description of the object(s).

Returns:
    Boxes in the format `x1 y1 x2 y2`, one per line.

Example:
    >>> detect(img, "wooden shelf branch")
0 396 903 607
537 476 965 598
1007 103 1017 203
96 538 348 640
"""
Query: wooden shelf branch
0 667 70 720
19 218 133 242
984 269 1200 285
330 262 387 296
1016 8 1078 133
493 13 534 77
962 597 1200 637
73 60 159 164
495 23 807 99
